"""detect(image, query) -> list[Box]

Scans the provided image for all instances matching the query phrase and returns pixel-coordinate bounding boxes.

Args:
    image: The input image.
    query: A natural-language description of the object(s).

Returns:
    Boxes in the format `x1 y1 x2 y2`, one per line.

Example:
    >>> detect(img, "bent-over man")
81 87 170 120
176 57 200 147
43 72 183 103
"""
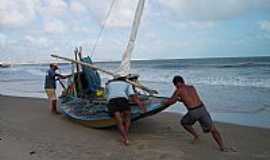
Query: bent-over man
163 75 225 151
106 76 146 145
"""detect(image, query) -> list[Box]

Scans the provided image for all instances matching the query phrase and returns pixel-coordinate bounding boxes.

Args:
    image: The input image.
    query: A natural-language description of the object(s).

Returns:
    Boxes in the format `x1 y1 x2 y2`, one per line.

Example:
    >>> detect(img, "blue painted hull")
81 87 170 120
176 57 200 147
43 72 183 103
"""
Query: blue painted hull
59 95 168 128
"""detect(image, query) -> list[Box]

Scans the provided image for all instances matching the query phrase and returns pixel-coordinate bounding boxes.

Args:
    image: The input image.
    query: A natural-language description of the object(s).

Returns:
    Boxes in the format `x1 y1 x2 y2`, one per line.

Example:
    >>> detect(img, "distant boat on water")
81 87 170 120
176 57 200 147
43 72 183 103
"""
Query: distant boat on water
0 62 11 68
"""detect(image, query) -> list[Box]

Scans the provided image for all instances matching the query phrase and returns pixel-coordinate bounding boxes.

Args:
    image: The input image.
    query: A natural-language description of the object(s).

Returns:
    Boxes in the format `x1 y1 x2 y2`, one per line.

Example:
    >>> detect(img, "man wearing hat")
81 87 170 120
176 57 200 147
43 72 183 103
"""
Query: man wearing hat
106 75 147 145
44 63 68 114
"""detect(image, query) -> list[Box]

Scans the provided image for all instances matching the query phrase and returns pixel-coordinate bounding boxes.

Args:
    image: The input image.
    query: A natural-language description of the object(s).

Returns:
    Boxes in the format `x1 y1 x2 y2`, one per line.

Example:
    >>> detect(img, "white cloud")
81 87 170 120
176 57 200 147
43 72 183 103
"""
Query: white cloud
259 20 270 32
0 0 68 27
0 0 38 26
70 1 87 14
72 26 91 33
252 0 270 9
38 0 68 18
106 0 139 27
158 0 270 21
79 0 140 27
174 21 216 30
25 35 49 47
44 19 66 33
0 0 145 28
1 0 270 63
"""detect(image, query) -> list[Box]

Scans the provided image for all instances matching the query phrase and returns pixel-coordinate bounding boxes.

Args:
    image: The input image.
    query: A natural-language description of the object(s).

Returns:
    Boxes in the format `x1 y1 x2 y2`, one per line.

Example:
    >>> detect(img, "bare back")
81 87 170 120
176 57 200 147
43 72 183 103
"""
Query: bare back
177 85 203 109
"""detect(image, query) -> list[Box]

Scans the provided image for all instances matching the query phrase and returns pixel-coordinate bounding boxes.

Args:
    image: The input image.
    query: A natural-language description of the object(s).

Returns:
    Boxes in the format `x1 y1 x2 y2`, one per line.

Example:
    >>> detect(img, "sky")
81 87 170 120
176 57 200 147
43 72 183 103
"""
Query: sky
0 0 270 63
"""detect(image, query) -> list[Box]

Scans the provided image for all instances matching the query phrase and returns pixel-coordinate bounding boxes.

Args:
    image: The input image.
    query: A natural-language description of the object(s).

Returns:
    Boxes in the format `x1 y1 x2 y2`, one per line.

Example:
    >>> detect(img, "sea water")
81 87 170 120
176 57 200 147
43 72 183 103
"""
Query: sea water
0 56 270 128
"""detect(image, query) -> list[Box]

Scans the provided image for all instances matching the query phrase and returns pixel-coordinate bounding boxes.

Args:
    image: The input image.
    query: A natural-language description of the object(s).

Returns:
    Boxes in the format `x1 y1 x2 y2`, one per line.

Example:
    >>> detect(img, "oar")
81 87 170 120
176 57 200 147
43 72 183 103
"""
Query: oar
51 54 158 95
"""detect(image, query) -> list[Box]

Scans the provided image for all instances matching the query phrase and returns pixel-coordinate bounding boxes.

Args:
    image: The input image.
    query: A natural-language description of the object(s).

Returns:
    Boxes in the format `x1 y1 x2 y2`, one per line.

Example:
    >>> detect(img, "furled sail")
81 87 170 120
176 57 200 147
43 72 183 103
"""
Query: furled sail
116 0 145 77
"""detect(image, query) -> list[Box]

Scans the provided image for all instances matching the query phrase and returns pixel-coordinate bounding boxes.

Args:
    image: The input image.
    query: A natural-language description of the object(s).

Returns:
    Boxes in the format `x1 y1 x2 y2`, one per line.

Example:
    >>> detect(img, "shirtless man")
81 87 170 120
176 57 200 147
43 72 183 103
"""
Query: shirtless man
163 75 225 151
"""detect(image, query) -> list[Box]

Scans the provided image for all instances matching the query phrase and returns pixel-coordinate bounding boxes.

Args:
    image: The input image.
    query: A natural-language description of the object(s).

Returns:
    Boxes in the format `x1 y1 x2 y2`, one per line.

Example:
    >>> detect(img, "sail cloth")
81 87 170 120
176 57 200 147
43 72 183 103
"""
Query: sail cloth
116 0 145 77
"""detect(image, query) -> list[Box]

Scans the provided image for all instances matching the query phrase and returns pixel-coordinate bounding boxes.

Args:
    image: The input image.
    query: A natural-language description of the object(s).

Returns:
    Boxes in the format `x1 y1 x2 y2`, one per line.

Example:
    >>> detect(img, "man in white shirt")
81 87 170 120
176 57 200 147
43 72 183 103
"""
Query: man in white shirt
106 76 146 145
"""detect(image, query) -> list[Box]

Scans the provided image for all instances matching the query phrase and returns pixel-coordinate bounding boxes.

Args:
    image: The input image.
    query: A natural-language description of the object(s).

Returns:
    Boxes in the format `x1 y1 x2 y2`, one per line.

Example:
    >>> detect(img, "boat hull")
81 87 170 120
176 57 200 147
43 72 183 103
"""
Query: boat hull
60 95 168 128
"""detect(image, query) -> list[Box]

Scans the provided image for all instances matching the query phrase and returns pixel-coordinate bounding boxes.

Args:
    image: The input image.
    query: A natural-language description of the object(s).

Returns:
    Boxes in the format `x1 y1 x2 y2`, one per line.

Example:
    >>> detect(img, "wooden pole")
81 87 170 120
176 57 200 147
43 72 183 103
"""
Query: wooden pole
71 61 77 97
74 48 82 93
51 54 115 76
74 47 80 72
51 54 158 94
78 46 82 60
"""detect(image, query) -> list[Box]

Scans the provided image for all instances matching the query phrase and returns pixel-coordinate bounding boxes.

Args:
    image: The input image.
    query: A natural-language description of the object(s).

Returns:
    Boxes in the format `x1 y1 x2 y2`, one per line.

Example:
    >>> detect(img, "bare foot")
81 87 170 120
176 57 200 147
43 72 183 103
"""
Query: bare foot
121 138 129 146
220 147 227 152
230 146 238 152
51 111 61 115
55 111 62 115
192 136 200 144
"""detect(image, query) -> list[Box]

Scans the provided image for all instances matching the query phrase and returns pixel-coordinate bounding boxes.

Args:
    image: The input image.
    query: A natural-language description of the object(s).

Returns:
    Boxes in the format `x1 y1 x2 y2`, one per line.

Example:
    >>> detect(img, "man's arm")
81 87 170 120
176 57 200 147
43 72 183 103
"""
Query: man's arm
130 95 147 113
55 74 72 79
162 90 180 106
127 83 147 113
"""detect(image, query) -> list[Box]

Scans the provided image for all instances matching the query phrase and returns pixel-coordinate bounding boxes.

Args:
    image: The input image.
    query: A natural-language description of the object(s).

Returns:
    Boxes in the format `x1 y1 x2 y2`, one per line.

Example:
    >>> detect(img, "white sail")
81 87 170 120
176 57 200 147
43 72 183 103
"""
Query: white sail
116 0 145 77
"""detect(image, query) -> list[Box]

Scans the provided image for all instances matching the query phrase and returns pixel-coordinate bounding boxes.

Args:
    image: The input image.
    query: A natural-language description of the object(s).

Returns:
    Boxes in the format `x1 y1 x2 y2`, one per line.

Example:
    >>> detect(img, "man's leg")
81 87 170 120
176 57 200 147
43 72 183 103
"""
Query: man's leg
48 98 53 112
182 124 200 144
123 110 131 135
52 99 58 113
47 89 59 114
199 109 225 151
114 112 129 145
181 114 199 143
210 125 225 151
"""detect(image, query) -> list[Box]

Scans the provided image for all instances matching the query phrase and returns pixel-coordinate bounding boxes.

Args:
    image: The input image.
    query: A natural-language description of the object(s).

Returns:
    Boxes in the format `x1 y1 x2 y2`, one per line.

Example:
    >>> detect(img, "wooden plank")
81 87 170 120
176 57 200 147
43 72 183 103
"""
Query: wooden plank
51 54 158 94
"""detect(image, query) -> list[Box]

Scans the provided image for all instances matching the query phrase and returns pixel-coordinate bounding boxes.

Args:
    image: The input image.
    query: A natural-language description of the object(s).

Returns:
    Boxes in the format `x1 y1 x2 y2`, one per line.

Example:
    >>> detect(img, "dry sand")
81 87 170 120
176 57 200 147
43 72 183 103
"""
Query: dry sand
0 95 270 160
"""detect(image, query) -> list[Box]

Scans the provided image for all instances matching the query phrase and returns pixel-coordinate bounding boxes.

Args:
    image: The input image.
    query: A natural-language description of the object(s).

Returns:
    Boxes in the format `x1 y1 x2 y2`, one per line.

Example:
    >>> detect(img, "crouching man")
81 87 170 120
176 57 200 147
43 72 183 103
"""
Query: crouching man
106 76 146 145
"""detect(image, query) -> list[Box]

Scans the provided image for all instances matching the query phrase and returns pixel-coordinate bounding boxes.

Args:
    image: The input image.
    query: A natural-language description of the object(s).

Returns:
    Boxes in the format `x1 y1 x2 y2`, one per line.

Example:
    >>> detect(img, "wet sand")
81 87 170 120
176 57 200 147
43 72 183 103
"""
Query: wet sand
0 95 270 160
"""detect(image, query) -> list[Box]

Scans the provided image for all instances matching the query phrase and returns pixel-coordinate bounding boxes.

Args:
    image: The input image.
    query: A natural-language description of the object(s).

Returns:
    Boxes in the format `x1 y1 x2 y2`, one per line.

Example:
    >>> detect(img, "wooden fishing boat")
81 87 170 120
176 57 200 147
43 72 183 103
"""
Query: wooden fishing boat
60 91 168 128
53 0 169 128
56 55 169 128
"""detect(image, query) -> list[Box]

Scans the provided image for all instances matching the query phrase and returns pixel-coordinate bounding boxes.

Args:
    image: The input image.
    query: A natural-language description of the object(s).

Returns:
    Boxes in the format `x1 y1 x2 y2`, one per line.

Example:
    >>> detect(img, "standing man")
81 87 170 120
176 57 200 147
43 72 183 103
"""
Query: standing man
44 64 67 114
106 76 146 145
163 75 226 151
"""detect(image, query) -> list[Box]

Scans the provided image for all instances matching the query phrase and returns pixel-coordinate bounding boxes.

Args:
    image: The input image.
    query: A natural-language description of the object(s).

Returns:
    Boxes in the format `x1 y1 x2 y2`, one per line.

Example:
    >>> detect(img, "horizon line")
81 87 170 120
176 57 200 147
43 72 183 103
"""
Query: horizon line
11 55 270 65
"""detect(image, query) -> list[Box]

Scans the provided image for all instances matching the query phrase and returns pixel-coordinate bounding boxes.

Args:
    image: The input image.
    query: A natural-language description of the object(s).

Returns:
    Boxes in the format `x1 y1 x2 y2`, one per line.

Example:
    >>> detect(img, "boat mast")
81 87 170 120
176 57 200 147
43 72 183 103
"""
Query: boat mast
117 0 145 76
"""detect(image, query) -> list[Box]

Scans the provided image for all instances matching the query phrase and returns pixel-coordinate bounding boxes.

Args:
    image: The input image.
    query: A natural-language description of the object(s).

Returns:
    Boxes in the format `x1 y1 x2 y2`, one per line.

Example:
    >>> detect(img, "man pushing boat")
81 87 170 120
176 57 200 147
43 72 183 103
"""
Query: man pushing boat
163 75 226 151
106 75 147 145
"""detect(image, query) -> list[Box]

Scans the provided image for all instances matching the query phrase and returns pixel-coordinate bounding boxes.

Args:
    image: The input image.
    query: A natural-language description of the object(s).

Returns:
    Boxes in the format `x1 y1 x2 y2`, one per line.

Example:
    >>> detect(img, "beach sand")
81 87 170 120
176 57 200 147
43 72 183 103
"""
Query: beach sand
0 95 270 160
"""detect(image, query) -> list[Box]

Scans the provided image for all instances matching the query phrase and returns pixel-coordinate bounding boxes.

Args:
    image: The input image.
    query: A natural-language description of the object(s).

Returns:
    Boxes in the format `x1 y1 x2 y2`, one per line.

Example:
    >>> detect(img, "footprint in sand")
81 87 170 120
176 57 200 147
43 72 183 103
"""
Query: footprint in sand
136 149 184 159
137 143 146 150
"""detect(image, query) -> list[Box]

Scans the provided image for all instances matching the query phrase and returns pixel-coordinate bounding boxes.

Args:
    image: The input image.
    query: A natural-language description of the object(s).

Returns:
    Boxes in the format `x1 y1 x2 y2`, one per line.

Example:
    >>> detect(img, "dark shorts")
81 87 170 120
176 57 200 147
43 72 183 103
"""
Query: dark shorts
107 97 130 115
181 104 213 133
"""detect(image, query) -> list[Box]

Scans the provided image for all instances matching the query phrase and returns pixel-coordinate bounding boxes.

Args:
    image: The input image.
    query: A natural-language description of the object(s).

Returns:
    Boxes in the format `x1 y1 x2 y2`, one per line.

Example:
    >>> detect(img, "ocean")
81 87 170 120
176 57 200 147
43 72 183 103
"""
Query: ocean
1 56 270 128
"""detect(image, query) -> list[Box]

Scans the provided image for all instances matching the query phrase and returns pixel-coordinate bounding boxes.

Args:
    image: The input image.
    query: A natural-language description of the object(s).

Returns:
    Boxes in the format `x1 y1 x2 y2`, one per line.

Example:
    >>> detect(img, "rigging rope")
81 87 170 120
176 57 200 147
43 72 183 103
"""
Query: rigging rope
90 0 117 58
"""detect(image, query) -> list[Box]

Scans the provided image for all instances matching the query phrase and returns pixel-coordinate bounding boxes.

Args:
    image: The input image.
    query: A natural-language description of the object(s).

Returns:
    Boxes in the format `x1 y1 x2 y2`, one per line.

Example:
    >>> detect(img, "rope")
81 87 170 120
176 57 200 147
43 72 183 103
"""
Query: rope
90 0 117 58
